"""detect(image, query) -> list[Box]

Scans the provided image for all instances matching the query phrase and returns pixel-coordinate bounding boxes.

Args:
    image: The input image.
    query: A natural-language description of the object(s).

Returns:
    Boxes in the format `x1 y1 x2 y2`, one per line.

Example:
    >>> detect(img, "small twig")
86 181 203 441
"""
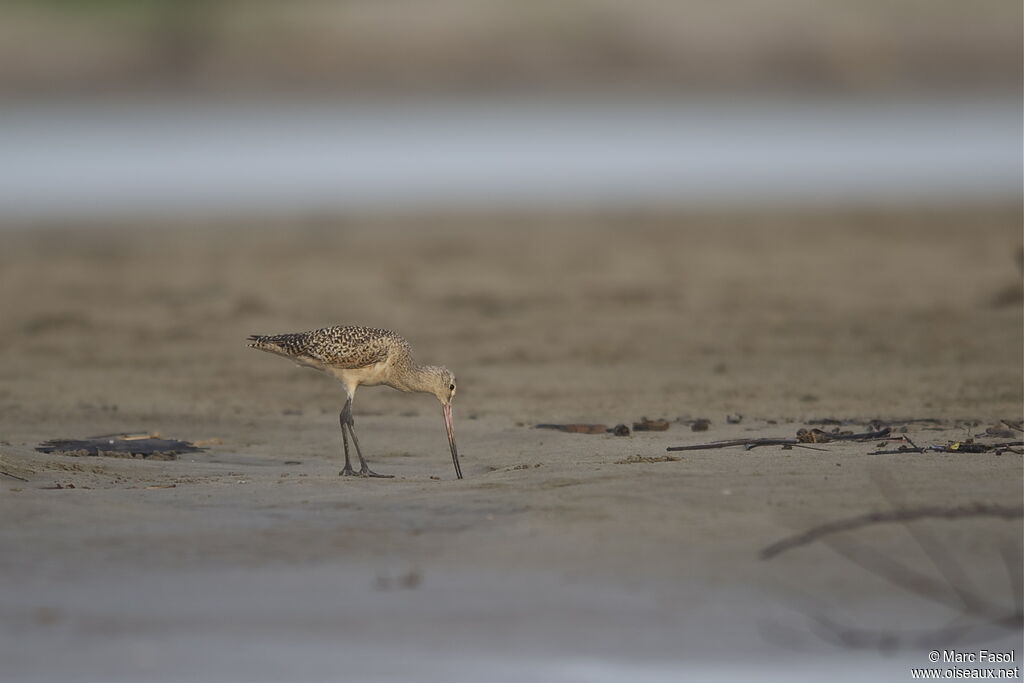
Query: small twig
760 503 1024 560
869 434 927 454
0 469 29 482
669 438 798 452
792 444 830 452
869 447 924 455
827 427 892 441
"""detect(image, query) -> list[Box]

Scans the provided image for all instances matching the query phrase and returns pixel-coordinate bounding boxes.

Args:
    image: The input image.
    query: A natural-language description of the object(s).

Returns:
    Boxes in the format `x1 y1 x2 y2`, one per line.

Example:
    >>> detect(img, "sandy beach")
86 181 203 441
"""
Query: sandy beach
1 209 1021 681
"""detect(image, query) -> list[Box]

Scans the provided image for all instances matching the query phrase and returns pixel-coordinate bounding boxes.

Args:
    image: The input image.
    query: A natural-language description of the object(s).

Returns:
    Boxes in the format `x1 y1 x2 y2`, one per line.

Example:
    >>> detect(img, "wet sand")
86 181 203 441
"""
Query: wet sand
1 209 1021 681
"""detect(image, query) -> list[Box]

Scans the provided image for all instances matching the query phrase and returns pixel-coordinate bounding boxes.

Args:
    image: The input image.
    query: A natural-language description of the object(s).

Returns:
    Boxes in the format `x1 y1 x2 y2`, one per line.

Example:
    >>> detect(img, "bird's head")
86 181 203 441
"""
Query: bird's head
423 365 457 405
422 365 461 479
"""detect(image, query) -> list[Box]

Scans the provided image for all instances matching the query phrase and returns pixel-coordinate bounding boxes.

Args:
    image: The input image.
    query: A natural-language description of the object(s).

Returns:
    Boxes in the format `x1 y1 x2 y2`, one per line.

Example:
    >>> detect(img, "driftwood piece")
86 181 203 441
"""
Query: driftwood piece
36 437 203 460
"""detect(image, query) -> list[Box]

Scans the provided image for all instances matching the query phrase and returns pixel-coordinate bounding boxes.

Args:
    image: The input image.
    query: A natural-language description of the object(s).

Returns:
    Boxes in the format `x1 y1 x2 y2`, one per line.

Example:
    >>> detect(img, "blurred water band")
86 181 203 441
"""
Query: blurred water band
0 97 1019 223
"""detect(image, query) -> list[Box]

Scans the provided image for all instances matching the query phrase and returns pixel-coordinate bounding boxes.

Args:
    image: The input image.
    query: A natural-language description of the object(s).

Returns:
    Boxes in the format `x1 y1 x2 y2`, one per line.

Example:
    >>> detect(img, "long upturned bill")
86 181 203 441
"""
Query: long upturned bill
442 403 462 479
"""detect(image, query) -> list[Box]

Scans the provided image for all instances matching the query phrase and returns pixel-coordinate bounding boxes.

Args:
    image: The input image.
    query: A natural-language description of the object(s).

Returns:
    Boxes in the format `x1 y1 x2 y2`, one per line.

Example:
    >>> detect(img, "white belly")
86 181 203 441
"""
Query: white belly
330 362 391 393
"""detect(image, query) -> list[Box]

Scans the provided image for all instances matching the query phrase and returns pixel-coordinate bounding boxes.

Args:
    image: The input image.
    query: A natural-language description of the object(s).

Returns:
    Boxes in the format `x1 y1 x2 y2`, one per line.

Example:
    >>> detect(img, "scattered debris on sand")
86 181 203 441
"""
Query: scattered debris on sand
796 426 892 443
504 463 543 471
536 424 608 434
675 416 712 431
633 417 670 431
869 438 1023 455
667 421 1023 456
615 454 681 464
535 423 631 436
666 426 892 452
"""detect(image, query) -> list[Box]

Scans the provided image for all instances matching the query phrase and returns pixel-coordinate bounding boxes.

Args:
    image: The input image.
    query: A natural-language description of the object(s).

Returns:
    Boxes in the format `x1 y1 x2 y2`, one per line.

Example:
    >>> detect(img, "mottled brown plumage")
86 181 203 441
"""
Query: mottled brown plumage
247 325 462 479
248 325 408 369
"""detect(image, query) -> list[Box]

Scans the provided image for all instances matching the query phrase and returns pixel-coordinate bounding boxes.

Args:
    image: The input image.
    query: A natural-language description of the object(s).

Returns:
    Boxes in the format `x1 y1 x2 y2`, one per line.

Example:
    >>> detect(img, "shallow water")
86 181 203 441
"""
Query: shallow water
0 96 1020 221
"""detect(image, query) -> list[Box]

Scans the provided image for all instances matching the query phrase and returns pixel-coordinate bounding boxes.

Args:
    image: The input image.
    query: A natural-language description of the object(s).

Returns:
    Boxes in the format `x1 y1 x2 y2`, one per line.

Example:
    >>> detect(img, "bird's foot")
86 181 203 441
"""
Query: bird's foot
359 466 394 479
340 464 393 478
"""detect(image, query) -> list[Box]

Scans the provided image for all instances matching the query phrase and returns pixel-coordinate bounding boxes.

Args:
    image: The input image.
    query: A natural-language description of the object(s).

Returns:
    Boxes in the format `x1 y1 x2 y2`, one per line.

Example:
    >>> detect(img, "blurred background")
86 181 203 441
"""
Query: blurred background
0 0 1020 220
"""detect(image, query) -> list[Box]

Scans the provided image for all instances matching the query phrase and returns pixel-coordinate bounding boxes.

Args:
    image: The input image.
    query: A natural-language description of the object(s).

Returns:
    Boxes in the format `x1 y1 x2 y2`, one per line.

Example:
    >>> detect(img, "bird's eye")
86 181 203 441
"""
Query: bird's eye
449 384 455 391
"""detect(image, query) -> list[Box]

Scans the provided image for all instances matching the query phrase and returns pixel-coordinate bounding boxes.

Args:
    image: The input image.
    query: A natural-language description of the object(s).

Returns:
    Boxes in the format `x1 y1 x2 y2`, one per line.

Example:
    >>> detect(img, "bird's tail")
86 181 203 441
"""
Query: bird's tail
247 333 310 361
247 334 282 353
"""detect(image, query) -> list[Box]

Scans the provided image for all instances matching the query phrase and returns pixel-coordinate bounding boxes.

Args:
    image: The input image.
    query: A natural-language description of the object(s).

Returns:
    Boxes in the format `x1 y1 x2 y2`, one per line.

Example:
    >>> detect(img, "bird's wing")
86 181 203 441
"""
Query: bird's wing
305 326 405 369
249 326 409 370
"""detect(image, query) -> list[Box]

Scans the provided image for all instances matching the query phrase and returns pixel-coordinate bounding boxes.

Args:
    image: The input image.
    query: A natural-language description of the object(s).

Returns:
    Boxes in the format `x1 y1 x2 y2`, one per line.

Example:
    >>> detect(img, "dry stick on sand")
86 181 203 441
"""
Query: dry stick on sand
760 503 1024 560
668 437 801 451
0 469 29 482
667 427 892 452
868 435 924 454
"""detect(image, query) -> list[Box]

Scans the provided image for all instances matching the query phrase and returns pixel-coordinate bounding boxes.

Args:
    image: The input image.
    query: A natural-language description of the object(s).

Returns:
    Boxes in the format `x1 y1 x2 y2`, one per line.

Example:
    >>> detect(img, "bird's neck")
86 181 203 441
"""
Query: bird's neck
391 363 440 396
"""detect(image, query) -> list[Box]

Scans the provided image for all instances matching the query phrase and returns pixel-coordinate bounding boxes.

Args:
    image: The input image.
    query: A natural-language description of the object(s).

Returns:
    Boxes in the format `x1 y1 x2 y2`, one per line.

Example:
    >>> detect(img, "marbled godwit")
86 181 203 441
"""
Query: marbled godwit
247 326 462 479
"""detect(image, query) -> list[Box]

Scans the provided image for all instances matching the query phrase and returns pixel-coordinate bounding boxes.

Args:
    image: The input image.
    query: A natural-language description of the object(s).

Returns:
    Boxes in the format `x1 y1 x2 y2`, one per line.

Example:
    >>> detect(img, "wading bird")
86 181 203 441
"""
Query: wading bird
247 325 462 479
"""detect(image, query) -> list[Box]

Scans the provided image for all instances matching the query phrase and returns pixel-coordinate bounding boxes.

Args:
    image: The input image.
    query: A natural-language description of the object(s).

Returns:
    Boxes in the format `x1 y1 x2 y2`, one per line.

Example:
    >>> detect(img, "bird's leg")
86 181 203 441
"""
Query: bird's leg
339 404 357 476
344 423 393 478
339 398 393 479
